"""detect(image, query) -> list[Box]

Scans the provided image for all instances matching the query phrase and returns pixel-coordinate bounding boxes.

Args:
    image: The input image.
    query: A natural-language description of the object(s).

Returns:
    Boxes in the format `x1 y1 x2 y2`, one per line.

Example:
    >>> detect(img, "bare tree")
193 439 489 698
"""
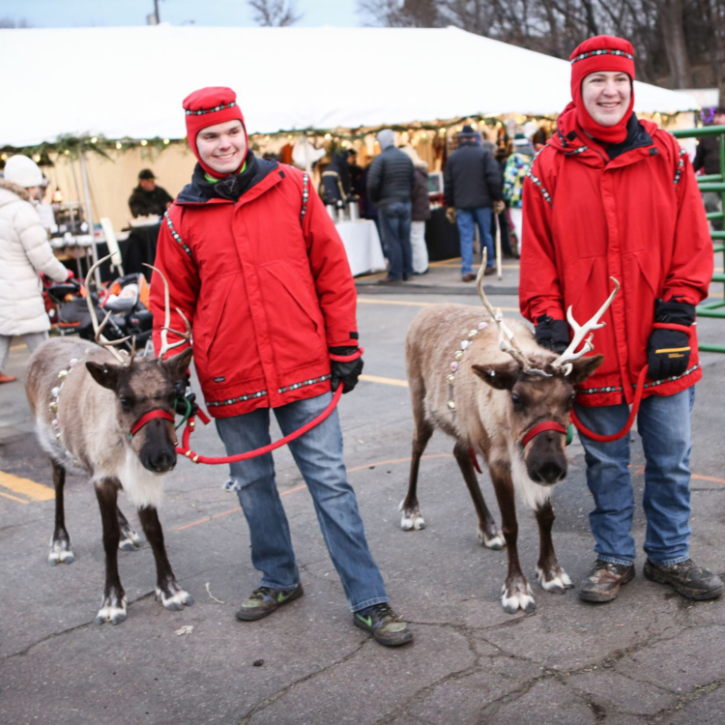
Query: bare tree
0 17 32 28
358 0 443 26
248 0 303 26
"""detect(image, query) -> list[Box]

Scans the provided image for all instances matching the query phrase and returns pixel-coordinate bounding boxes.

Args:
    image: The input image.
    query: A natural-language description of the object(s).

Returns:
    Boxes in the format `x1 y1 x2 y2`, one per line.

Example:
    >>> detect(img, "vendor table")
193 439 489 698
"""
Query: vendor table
335 219 386 277
425 207 461 261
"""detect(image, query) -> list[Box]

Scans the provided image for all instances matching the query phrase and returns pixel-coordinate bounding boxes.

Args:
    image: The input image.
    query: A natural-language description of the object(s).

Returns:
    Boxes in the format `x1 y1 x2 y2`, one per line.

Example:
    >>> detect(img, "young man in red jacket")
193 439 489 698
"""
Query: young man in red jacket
520 37 723 604
149 87 412 646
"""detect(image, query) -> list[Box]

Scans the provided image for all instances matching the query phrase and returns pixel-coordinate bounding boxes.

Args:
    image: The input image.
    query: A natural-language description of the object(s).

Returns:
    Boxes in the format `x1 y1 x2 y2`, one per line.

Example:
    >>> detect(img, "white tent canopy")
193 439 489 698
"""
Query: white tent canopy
0 25 698 147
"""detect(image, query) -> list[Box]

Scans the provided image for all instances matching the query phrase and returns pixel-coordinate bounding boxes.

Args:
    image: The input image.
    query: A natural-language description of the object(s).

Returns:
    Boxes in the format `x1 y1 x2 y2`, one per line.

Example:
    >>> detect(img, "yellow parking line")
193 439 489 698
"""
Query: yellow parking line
360 374 409 388
358 297 518 312
0 471 54 501
0 490 29 504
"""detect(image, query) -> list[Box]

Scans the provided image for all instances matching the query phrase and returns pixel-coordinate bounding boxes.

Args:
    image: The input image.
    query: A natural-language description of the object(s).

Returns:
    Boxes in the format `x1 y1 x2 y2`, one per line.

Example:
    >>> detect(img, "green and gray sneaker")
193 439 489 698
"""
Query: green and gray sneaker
353 604 413 647
235 583 304 622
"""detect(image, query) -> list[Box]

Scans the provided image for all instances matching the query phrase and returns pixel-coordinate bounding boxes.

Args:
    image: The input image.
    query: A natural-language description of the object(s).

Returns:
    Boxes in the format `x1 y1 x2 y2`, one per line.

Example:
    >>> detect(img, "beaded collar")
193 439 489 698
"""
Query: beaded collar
447 321 489 414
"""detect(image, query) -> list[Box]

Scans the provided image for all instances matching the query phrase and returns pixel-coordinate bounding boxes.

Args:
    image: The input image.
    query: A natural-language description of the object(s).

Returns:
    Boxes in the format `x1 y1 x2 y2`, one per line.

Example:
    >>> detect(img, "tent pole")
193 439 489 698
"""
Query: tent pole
79 149 100 287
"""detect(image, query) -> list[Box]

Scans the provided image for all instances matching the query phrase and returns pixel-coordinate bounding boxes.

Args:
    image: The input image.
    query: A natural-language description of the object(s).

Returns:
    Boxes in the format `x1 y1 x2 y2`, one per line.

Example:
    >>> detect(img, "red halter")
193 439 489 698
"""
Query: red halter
129 409 175 439
521 421 569 449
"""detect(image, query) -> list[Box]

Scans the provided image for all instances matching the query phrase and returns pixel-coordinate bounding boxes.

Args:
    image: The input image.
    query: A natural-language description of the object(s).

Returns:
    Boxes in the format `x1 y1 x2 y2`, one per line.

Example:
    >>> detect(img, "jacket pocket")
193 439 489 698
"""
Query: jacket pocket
259 262 328 373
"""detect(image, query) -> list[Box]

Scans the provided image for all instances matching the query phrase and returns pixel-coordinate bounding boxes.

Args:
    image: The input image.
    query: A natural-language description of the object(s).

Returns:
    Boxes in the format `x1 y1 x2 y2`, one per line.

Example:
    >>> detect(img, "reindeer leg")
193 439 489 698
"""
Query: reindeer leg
94 478 127 625
137 505 194 611
535 500 573 594
452 442 504 550
489 461 535 614
400 418 433 531
48 460 75 565
117 507 142 552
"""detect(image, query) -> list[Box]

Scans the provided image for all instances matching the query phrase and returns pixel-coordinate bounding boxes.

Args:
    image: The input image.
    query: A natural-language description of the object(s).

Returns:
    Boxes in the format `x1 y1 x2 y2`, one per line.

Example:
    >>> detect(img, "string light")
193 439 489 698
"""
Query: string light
116 142 122 149
33 154 41 162
90 137 97 143
140 139 148 146
163 138 170 144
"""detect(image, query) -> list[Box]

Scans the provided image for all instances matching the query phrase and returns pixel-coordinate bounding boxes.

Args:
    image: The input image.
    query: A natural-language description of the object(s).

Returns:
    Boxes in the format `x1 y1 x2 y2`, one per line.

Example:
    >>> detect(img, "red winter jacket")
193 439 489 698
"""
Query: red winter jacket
520 115 713 407
149 158 359 418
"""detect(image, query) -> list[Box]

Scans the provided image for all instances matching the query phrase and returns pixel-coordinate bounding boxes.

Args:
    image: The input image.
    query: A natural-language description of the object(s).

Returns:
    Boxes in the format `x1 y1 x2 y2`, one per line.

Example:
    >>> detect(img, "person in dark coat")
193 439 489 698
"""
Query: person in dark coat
128 169 174 218
401 145 430 274
367 129 416 283
693 106 725 231
319 150 351 205
444 125 504 281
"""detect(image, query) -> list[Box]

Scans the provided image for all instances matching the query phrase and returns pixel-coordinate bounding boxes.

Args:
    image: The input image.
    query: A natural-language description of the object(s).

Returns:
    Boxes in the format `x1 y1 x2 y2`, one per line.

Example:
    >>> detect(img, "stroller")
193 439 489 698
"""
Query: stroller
45 272 154 354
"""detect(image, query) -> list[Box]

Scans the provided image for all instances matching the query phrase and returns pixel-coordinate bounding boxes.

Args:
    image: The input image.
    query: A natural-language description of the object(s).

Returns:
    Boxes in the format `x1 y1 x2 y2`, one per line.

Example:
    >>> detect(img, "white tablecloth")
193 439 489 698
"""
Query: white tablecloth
335 220 386 277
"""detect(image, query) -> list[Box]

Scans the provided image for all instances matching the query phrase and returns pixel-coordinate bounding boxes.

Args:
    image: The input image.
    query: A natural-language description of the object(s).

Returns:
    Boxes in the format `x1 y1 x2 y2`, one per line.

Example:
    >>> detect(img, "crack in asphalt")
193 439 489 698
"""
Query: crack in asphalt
238 639 370 724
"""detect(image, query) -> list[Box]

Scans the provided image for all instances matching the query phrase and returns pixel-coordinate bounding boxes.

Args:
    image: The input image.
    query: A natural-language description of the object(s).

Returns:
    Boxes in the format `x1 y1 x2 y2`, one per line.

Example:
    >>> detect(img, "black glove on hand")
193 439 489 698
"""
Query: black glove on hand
535 315 570 354
329 346 364 394
646 299 695 381
174 375 199 417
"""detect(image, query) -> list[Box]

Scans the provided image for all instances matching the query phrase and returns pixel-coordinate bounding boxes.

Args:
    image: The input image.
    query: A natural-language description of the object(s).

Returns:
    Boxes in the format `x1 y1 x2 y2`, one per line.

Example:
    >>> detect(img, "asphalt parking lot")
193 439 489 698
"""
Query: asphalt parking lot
1 259 725 725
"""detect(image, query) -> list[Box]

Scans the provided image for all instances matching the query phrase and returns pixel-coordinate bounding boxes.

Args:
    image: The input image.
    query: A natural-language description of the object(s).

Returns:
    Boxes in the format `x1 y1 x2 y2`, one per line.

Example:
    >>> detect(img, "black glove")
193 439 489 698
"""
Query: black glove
535 315 570 354
174 375 199 417
329 346 364 394
646 299 695 380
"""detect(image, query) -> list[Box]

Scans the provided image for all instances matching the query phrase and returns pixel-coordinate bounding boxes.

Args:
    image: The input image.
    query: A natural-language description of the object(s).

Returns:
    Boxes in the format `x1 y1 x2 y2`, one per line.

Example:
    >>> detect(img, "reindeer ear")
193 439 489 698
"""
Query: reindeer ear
567 354 604 384
472 362 519 390
160 347 194 382
86 361 122 391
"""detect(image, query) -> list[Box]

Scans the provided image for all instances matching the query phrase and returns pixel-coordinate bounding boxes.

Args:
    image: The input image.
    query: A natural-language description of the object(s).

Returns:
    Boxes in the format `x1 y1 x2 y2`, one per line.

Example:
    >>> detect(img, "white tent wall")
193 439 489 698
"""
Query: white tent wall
43 146 197 233
0 26 698 148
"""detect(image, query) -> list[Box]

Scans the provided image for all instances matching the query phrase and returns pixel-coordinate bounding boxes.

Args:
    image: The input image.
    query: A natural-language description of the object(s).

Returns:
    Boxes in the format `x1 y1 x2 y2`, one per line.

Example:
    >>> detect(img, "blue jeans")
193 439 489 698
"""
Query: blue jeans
215 392 388 612
378 202 413 280
456 207 495 275
574 388 695 567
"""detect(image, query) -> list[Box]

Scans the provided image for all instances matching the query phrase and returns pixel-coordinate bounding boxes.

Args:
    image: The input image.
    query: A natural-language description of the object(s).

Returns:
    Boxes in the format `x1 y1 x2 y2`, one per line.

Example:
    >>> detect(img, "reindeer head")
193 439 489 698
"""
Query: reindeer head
83 256 193 474
472 257 617 485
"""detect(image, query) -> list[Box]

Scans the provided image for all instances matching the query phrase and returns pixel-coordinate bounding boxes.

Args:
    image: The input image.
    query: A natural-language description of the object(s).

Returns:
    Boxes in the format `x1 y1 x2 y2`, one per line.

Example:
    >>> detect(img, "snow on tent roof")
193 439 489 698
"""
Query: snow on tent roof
0 25 698 147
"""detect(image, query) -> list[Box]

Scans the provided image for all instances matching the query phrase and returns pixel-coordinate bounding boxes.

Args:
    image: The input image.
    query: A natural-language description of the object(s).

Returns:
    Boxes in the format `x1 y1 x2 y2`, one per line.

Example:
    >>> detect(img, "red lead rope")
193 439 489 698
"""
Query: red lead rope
570 366 649 443
175 347 363 465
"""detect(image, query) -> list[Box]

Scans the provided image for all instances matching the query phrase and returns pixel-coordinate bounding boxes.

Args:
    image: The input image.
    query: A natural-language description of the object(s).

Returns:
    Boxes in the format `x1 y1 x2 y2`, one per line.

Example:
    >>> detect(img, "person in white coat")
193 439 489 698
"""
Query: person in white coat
0 155 72 383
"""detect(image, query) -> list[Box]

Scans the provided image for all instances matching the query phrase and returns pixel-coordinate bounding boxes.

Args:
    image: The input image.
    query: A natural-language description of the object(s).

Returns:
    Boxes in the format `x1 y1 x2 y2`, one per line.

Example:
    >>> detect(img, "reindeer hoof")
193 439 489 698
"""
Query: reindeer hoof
477 527 505 550
95 596 128 625
119 529 142 551
536 567 574 594
157 585 194 611
501 582 536 614
399 500 425 531
48 541 75 566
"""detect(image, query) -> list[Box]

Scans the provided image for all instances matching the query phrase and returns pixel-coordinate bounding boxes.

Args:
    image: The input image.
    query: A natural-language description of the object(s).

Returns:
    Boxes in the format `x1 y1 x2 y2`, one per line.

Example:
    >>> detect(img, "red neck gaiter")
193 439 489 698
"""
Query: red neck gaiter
183 87 249 179
569 35 636 144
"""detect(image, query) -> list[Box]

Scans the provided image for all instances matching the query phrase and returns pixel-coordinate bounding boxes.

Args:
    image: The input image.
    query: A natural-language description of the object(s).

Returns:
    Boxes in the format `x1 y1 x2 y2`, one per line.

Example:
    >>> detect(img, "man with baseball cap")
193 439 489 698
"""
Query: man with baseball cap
149 87 412 646
128 169 173 218
520 37 722 604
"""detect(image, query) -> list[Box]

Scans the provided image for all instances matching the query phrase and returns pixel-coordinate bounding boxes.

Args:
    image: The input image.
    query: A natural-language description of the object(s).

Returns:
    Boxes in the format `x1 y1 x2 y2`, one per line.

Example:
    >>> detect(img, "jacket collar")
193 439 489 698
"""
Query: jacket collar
176 152 279 205
0 178 31 202
549 113 655 168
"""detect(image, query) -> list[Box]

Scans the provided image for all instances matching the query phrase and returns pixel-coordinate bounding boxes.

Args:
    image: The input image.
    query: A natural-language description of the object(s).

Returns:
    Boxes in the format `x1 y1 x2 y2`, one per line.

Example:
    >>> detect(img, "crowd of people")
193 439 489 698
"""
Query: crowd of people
0 33 722 647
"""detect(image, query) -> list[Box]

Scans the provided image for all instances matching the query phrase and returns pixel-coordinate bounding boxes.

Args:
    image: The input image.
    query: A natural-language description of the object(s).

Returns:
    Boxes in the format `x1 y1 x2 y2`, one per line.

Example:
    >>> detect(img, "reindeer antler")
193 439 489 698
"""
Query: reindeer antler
144 264 192 359
85 254 130 365
476 251 550 378
551 277 620 376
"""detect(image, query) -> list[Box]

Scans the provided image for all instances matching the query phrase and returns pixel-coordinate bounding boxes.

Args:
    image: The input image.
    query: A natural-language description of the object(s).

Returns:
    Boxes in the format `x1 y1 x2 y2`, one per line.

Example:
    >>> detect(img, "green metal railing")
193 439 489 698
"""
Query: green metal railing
672 124 725 353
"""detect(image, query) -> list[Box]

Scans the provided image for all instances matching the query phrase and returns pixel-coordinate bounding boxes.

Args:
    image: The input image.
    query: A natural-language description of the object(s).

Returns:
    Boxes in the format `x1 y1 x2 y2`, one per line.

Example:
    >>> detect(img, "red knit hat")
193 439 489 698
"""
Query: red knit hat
183 87 248 178
569 36 636 144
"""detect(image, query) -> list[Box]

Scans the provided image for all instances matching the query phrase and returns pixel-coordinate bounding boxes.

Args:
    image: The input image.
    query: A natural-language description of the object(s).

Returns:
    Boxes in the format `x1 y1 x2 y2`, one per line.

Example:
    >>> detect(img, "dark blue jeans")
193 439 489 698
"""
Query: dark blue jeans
378 202 413 280
574 388 695 566
215 392 388 612
456 207 495 275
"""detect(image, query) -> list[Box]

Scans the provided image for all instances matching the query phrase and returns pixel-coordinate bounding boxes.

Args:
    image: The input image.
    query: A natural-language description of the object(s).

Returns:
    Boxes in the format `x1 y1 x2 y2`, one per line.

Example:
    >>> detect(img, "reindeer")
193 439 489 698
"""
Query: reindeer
402 260 618 613
26 256 194 624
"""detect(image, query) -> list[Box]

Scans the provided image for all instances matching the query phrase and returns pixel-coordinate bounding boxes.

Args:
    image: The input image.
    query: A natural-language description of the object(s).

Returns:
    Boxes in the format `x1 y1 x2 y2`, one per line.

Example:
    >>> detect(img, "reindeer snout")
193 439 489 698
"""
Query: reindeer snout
526 434 568 485
530 459 567 485
141 446 177 474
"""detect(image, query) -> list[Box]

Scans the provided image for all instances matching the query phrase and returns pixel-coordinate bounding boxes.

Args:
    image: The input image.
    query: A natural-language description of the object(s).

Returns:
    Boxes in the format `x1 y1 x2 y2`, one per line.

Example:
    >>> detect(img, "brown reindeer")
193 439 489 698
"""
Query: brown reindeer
402 261 618 613
26 256 194 624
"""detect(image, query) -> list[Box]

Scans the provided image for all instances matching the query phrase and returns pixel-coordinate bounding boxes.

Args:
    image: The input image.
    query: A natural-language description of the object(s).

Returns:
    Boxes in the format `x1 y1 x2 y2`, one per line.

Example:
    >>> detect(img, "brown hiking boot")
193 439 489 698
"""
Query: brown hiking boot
462 273 476 282
644 559 724 601
579 560 635 603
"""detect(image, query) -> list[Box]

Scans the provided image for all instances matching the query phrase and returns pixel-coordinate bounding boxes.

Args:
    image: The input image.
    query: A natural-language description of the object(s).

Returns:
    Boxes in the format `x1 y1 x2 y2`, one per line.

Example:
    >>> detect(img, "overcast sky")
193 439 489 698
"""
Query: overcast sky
0 0 365 28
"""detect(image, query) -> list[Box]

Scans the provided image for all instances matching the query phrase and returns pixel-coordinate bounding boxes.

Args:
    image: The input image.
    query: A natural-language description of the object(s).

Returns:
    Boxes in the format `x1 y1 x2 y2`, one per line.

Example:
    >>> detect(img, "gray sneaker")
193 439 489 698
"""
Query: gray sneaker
579 560 635 603
353 604 413 647
235 583 304 622
644 559 724 601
